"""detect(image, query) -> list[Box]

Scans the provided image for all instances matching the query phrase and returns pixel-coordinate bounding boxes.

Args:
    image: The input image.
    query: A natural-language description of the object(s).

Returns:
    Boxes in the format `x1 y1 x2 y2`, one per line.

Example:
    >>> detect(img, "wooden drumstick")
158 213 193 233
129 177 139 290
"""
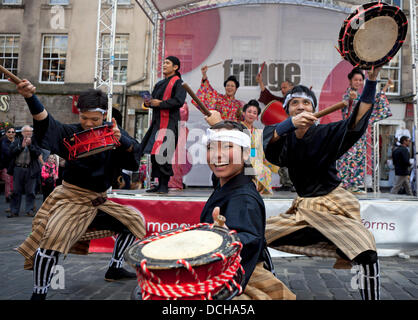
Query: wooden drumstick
0 65 22 84
258 61 266 76
206 61 222 69
313 101 347 119
215 214 226 227
182 82 212 117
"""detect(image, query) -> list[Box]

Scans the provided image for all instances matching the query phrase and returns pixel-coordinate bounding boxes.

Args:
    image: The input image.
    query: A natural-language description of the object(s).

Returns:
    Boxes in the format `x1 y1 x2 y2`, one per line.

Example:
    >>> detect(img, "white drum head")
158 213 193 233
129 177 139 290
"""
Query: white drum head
353 16 398 62
141 230 223 260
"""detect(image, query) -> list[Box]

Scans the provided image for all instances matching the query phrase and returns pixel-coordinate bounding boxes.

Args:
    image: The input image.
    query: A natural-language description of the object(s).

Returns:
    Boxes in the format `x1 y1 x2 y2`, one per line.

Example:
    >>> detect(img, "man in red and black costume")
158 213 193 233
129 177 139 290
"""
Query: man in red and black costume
141 56 186 194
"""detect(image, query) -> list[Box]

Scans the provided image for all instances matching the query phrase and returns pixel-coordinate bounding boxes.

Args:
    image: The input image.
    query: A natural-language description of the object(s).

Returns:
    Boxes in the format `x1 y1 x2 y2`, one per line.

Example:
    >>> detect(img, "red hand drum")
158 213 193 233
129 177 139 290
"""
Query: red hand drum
338 1 408 69
63 123 120 160
125 223 244 300
260 100 288 126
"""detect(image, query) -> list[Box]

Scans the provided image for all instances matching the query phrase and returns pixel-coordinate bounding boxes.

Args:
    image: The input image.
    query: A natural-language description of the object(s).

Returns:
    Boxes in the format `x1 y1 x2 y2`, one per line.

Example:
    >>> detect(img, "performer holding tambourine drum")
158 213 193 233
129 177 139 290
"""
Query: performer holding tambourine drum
125 221 244 300
337 1 408 69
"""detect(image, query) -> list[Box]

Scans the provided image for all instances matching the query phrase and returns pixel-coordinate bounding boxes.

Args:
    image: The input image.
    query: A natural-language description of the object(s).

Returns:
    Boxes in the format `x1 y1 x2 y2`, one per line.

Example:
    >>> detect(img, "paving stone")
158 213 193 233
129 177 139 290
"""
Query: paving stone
1 194 417 301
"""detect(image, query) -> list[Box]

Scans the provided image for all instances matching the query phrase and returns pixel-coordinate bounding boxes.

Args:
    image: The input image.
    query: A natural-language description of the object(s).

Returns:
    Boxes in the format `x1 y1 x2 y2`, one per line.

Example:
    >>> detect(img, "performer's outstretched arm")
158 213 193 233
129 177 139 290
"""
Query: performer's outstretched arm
12 79 48 121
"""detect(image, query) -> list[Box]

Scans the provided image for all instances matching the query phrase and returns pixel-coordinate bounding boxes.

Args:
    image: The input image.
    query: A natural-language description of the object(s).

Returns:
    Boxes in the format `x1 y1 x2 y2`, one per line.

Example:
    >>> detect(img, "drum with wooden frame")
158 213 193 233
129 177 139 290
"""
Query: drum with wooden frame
125 223 244 300
338 1 408 70
63 123 120 160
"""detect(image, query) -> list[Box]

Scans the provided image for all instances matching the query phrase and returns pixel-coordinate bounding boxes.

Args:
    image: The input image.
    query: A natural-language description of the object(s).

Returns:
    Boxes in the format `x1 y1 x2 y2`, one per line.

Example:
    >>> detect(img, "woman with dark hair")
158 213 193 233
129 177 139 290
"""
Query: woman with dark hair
201 120 295 300
336 67 392 194
192 65 244 121
241 100 279 195
0 125 15 202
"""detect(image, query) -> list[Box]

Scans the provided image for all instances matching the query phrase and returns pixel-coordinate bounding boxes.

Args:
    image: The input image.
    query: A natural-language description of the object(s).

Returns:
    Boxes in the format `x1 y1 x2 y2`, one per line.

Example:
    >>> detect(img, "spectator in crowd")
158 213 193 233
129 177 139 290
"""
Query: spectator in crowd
391 136 413 195
41 154 58 201
7 125 42 218
0 126 16 203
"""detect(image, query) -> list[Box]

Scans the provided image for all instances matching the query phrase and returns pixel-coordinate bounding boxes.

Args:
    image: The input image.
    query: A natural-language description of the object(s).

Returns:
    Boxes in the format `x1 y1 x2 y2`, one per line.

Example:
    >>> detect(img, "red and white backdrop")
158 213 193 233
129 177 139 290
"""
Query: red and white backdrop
156 4 356 186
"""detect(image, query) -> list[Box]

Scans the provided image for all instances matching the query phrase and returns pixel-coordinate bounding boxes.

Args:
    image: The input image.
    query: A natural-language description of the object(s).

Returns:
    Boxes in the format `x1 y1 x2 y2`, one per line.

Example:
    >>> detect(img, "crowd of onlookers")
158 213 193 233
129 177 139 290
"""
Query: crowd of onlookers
0 124 65 217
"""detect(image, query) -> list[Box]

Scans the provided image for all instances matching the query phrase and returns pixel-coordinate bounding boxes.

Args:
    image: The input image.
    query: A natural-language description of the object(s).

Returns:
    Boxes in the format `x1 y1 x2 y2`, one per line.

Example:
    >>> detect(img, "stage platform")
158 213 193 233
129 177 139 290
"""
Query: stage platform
89 188 418 258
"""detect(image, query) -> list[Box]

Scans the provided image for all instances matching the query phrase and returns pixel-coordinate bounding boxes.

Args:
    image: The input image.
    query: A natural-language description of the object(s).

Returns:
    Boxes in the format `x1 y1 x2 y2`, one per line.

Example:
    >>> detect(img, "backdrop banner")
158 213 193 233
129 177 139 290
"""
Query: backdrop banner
90 196 418 257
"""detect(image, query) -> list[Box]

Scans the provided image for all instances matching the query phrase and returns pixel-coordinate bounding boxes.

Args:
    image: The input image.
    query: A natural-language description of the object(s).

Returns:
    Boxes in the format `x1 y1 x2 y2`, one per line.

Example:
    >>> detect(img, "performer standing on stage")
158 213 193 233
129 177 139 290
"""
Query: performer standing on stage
263 67 383 300
192 65 243 122
201 121 295 300
241 99 279 195
336 68 392 194
141 56 186 194
11 80 146 300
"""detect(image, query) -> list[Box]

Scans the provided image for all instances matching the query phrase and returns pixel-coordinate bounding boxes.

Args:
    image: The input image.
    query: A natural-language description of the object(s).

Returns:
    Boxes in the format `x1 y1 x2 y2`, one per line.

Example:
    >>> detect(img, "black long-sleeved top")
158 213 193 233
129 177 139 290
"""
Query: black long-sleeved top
263 101 373 197
392 145 410 176
141 75 186 155
200 172 266 289
25 95 140 193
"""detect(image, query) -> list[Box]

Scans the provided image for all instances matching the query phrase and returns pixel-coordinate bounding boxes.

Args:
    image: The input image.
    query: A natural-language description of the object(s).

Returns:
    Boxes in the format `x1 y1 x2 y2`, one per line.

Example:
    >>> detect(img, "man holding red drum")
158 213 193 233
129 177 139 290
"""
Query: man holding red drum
10 80 146 300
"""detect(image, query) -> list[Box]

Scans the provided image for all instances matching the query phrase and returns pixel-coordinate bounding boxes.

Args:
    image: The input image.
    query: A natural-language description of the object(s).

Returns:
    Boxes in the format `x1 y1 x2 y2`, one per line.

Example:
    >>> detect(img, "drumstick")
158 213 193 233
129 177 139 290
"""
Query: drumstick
258 61 266 76
313 101 347 119
182 82 212 117
215 215 226 228
206 61 222 69
0 65 22 84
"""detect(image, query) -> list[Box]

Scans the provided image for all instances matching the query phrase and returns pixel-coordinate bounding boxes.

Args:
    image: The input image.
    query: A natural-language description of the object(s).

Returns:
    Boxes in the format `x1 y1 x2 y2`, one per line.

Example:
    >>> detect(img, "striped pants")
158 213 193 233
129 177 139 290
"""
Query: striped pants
33 232 136 295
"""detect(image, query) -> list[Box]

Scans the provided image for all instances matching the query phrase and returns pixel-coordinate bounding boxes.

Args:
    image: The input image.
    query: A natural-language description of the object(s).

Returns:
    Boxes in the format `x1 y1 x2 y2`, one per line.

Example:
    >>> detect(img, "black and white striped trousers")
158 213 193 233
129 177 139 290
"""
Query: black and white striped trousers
32 232 136 294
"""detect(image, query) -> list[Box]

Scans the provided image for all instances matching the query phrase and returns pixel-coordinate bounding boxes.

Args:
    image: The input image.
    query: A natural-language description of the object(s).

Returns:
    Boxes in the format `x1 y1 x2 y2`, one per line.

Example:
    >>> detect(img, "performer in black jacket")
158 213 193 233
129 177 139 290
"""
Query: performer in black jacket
263 67 383 300
141 56 186 194
201 121 295 300
10 79 146 300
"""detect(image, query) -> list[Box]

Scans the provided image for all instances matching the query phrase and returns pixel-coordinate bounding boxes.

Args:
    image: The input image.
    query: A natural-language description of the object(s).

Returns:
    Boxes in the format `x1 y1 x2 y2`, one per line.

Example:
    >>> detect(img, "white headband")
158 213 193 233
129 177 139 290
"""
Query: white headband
203 128 251 148
78 108 106 114
283 92 316 110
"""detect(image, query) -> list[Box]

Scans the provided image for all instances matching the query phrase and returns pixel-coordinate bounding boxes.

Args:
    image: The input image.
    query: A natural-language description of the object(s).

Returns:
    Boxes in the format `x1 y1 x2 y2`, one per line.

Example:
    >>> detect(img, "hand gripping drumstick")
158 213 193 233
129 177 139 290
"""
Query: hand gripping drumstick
182 82 212 117
215 214 226 228
0 65 22 84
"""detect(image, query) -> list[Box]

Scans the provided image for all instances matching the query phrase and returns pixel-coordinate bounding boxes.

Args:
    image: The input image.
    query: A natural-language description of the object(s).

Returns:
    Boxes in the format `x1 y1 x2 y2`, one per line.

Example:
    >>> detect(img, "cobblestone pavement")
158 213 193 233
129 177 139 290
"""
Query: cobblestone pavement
0 195 417 301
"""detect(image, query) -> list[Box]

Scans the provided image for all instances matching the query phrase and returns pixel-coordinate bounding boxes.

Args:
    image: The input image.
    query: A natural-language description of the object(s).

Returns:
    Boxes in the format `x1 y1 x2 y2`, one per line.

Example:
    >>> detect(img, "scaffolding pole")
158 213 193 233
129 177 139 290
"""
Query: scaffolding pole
94 0 118 122
410 0 418 196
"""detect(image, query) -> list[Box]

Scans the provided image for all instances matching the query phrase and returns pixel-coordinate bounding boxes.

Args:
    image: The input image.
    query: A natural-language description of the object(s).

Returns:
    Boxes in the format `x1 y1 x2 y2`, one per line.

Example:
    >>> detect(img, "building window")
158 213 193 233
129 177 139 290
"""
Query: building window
40 35 68 83
49 0 69 5
0 35 19 81
231 37 261 86
101 34 129 84
2 0 22 5
107 0 131 5
378 50 401 95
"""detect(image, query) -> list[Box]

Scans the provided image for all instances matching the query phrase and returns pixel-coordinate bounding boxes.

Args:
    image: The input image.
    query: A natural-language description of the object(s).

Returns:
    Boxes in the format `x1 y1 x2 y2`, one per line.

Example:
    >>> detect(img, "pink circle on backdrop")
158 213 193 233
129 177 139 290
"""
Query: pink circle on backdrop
318 60 354 124
161 9 221 76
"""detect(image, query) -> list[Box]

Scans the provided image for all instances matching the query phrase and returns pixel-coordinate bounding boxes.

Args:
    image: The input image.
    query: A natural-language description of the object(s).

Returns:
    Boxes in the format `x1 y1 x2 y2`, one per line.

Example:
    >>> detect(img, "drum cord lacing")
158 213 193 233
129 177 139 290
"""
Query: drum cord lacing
136 223 245 300
337 1 407 68
63 126 120 160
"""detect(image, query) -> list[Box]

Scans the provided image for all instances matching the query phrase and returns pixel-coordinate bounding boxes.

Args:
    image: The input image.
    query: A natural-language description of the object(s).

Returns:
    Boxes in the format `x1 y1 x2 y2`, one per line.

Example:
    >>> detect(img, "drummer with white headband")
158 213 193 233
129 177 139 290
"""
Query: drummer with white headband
263 68 384 300
10 80 146 300
200 120 296 300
